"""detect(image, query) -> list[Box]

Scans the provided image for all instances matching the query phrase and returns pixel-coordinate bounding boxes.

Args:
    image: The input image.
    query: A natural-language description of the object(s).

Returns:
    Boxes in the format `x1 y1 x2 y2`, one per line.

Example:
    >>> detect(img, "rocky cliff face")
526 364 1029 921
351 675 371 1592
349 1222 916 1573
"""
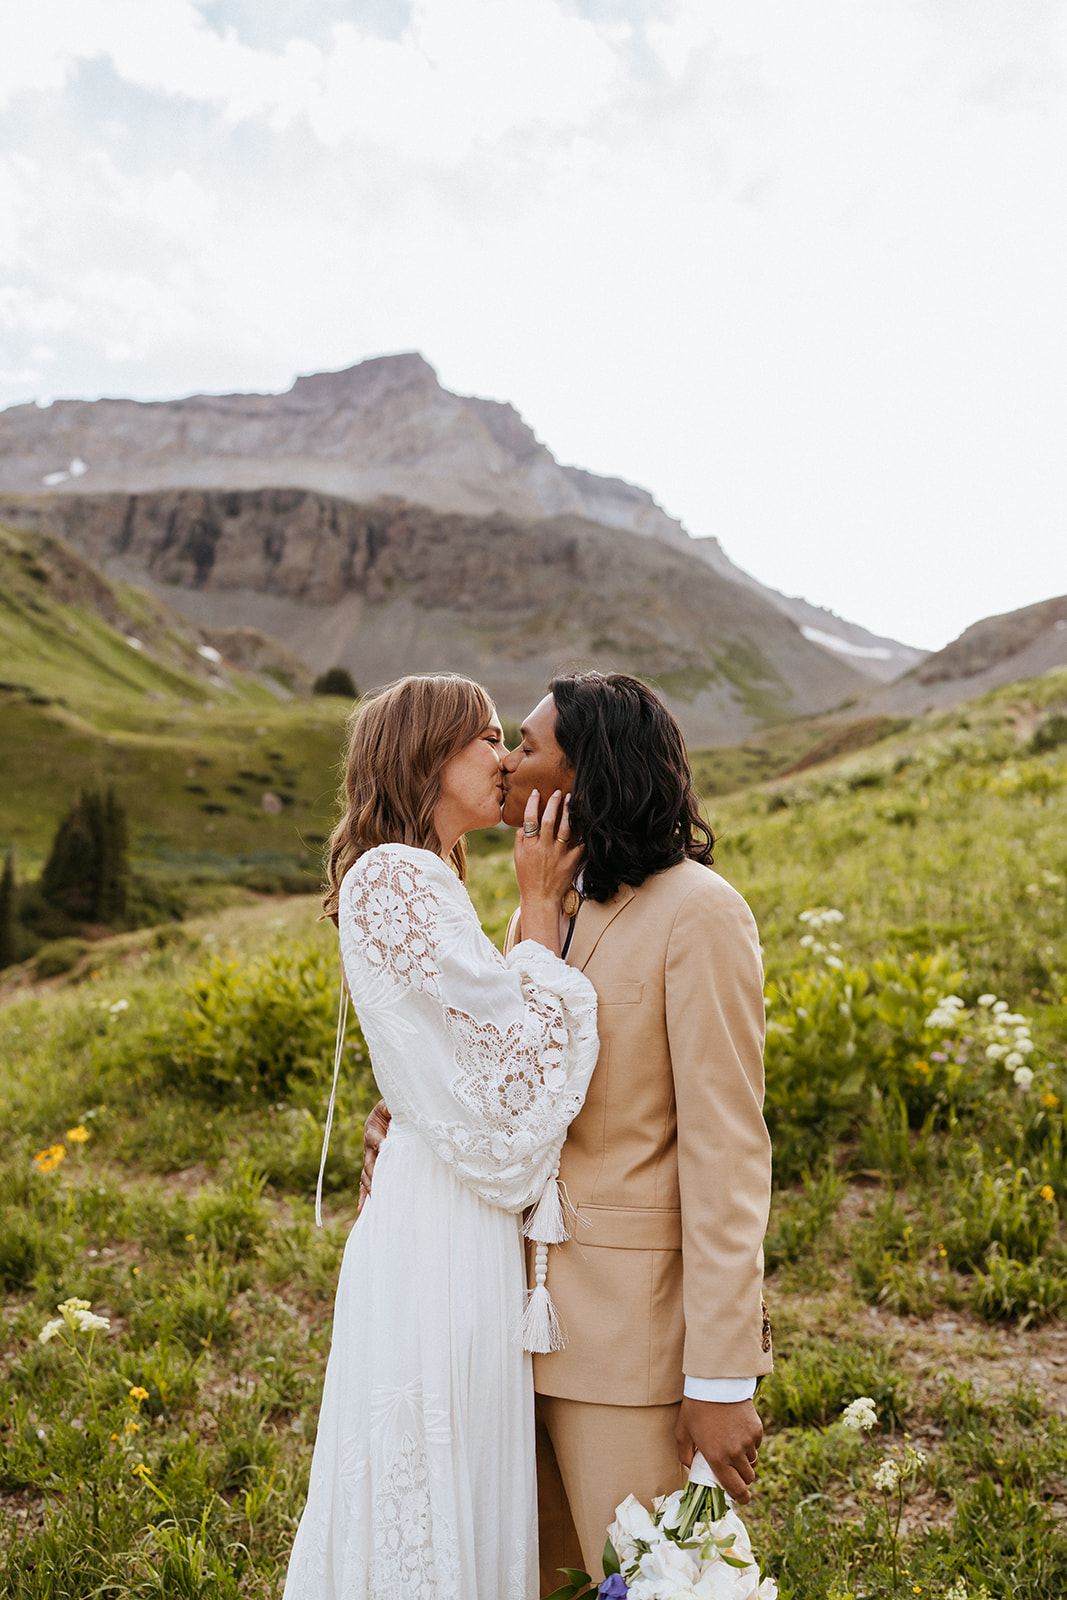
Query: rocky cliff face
839 594 1067 719
0 352 925 682
0 488 868 744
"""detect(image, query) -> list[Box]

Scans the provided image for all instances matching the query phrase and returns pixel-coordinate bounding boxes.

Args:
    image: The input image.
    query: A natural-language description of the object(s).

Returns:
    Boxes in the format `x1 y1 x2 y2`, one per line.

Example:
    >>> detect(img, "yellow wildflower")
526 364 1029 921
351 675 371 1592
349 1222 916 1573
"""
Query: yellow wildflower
129 1385 149 1404
66 1126 90 1144
1041 1185 1056 1202
1042 1092 1060 1110
125 1420 140 1434
33 1144 66 1172
914 1061 930 1076
132 1462 151 1478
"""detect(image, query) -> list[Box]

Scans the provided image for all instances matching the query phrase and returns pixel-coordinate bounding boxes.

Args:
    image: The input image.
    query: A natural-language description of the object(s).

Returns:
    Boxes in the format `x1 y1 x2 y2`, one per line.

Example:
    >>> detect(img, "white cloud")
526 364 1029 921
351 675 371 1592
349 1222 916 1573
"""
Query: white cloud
0 0 1065 646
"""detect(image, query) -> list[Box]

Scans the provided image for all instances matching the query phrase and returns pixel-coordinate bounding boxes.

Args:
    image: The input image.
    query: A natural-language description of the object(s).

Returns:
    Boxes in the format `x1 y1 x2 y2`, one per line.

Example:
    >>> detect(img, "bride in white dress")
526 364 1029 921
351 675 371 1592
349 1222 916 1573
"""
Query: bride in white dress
283 674 599 1600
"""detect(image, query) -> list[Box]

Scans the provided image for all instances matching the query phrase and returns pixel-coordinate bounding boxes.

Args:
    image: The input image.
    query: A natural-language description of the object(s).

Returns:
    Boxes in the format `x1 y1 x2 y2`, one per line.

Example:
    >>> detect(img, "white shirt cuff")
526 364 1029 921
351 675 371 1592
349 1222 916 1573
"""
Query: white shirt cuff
683 1376 758 1403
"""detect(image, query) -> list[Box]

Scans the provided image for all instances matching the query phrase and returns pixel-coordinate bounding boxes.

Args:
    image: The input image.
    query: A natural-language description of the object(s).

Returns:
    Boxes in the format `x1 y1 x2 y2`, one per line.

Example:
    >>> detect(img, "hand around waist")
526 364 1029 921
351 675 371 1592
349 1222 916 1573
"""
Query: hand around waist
358 1099 391 1216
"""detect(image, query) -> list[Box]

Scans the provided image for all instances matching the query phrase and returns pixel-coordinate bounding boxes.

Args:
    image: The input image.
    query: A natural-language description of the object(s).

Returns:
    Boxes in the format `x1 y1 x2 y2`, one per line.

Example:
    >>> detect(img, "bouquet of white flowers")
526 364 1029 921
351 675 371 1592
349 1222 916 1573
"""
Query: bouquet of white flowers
544 1454 778 1600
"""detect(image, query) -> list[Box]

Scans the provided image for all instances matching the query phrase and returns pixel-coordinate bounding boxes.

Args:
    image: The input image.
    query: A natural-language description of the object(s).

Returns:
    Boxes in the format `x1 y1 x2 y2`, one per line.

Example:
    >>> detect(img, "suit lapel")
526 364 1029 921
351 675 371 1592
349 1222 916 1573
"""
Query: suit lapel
566 882 635 970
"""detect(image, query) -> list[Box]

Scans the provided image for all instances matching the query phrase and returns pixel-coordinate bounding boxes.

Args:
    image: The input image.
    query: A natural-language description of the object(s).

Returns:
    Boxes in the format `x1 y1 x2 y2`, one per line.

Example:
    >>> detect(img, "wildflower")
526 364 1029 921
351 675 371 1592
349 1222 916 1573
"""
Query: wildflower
1014 1066 1035 1091
825 956 844 970
1005 1051 1024 1069
873 1459 901 1492
126 1419 140 1434
799 907 844 929
986 1043 1007 1061
938 1245 947 1257
1042 1093 1060 1110
33 1144 66 1173
915 1061 930 1076
131 1462 151 1478
1041 1186 1056 1202
978 994 997 1007
993 1001 1009 1014
108 999 129 1015
66 1126 90 1144
841 1397 878 1432
925 996 965 1029
129 1385 149 1403
39 1319 63 1344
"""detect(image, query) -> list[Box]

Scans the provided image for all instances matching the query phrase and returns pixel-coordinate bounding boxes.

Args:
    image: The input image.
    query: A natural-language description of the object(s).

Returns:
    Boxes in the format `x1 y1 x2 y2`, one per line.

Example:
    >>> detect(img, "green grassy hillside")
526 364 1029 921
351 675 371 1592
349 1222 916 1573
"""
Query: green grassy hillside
3 657 1067 1594
0 523 349 880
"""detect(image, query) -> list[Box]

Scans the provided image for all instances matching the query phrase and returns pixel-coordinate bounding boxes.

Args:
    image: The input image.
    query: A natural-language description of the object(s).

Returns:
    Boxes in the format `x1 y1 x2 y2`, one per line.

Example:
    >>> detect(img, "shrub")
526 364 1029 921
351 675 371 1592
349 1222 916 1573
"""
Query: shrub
313 666 357 697
969 1246 1067 1326
32 937 88 980
941 1165 1059 1271
150 940 360 1102
758 1335 908 1429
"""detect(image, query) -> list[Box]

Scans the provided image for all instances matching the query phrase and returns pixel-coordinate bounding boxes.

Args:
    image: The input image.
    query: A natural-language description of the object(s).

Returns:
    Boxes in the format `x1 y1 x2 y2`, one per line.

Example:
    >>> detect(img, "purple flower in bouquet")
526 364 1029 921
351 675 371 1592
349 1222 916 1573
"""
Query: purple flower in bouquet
598 1577 629 1598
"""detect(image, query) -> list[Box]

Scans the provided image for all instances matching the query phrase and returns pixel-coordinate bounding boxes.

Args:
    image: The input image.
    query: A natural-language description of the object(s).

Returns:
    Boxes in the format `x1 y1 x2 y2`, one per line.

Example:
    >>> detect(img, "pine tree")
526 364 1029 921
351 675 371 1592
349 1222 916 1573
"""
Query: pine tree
0 849 15 970
40 788 129 924
99 787 128 923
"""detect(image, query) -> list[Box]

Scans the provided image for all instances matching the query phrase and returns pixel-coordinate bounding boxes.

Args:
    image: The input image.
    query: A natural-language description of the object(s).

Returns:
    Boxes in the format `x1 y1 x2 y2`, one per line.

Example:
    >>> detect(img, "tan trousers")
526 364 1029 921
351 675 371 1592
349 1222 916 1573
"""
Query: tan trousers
535 1394 685 1592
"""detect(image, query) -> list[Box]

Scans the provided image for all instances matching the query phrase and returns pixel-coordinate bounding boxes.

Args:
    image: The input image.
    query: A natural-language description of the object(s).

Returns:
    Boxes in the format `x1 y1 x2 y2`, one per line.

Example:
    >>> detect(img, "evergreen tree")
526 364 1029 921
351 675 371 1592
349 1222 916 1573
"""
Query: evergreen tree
0 849 15 970
99 787 128 922
40 788 129 924
313 666 358 698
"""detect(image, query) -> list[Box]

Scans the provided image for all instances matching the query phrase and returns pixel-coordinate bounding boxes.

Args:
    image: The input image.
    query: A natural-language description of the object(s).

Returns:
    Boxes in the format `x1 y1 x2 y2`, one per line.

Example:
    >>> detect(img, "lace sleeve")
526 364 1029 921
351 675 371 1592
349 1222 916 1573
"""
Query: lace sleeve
338 846 599 1211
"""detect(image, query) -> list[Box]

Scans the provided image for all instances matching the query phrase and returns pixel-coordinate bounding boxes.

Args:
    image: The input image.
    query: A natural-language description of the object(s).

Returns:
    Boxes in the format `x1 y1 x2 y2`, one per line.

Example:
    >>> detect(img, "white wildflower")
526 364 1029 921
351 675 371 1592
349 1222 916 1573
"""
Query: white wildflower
109 999 129 1015
798 907 844 931
985 1043 1007 1061
38 1318 63 1344
992 1001 1009 1014
825 956 844 970
1012 1035 1034 1052
1014 1066 1035 1091
925 995 966 1029
72 1309 110 1333
977 994 997 1008
873 1459 901 1492
1005 1051 1024 1070
841 1397 878 1432
799 934 815 948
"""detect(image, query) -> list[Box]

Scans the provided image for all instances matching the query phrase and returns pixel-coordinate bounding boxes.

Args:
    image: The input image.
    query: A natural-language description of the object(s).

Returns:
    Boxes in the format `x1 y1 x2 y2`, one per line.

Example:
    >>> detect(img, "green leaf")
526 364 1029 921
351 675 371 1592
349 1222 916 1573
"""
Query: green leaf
559 1569 593 1586
602 1538 621 1577
721 1553 754 1569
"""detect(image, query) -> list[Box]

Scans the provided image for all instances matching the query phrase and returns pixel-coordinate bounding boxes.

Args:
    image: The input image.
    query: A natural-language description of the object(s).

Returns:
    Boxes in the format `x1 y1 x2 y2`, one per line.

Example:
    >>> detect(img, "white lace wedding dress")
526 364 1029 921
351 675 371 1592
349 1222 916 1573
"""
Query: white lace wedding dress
283 845 599 1600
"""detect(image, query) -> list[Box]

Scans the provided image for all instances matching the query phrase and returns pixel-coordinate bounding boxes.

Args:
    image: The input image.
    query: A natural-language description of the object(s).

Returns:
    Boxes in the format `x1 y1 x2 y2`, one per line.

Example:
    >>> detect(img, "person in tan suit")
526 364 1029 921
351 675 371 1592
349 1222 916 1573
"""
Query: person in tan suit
362 671 771 1593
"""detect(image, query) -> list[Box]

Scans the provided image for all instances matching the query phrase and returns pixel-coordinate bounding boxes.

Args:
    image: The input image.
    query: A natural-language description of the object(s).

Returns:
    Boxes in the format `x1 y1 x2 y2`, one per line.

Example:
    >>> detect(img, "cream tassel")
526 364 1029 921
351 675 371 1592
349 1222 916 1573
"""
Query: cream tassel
524 1162 569 1245
520 1243 566 1353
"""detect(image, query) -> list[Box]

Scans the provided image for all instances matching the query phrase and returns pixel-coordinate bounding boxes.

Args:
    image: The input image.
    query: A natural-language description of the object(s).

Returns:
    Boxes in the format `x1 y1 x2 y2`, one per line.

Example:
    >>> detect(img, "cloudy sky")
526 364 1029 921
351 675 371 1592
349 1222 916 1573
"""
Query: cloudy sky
2 0 1065 651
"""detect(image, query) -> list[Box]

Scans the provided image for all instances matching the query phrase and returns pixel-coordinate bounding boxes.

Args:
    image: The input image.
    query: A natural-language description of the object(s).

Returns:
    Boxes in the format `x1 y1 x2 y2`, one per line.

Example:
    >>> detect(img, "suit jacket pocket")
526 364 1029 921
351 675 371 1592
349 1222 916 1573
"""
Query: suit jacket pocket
597 982 645 1005
576 1204 682 1250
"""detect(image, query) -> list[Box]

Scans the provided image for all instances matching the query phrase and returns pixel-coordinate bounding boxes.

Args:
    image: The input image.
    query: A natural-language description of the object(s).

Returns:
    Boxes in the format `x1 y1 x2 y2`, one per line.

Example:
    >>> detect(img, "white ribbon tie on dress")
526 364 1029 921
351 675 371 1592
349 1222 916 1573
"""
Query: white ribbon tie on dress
315 978 350 1227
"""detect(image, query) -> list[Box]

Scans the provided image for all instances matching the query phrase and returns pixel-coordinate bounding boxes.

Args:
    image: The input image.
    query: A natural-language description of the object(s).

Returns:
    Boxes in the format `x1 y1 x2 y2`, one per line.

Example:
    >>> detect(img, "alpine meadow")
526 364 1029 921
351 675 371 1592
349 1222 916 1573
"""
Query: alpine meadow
2 517 1067 1597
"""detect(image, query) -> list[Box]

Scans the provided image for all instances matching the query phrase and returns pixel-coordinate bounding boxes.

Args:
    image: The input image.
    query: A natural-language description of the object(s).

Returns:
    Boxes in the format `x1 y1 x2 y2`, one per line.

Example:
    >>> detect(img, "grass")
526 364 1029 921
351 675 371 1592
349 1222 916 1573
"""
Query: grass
5 553 1067 1593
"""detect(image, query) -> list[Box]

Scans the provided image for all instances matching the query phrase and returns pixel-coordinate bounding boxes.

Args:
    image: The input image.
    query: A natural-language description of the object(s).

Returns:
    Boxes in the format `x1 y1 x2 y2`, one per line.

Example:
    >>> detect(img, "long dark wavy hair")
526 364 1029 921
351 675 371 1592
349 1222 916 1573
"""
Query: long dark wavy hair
549 671 714 903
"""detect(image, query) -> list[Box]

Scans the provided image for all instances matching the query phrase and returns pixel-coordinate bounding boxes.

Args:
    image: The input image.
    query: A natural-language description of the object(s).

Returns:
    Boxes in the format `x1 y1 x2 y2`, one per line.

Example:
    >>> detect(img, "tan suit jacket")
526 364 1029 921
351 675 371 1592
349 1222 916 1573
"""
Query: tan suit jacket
507 859 772 1407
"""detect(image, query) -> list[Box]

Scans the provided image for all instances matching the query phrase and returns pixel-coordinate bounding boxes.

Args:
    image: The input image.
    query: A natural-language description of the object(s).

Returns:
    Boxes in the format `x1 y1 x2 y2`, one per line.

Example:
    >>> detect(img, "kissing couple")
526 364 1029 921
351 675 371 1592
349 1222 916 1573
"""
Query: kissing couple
283 669 772 1600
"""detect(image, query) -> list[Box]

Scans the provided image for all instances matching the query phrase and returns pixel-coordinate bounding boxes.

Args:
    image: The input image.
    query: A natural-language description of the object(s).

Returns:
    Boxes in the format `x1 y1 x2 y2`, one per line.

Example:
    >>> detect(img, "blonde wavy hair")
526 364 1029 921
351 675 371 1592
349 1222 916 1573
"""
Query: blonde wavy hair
323 673 495 924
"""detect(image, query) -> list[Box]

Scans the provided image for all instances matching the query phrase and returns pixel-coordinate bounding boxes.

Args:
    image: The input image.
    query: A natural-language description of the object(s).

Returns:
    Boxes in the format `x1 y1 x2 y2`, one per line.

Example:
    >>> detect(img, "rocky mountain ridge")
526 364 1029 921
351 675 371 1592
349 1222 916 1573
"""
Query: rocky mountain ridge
0 488 868 745
0 352 924 683
852 593 1067 718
